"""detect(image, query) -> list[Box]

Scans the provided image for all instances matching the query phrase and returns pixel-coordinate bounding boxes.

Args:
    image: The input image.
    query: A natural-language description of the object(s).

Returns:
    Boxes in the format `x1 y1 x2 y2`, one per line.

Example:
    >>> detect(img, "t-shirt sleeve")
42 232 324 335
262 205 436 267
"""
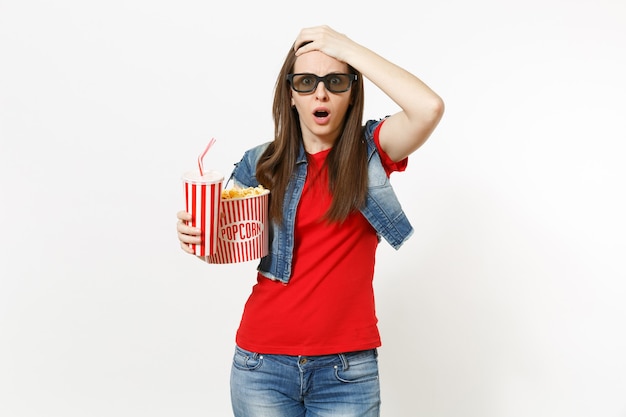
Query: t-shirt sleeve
373 119 408 177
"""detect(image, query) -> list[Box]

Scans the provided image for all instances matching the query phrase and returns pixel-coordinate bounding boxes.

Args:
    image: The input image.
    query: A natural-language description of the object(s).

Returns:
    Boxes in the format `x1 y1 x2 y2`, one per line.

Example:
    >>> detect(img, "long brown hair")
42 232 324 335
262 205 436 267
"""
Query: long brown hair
256 46 368 224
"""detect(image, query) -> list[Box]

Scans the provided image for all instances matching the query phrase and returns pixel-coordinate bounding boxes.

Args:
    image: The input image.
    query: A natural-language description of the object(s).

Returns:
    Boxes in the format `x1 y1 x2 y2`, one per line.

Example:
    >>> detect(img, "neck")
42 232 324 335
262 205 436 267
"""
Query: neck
302 134 336 154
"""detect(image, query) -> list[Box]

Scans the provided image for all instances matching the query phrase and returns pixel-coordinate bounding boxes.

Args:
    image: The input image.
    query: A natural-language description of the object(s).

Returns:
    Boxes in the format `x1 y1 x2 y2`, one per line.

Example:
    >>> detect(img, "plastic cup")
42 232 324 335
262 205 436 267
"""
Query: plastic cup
182 170 224 256
207 190 270 264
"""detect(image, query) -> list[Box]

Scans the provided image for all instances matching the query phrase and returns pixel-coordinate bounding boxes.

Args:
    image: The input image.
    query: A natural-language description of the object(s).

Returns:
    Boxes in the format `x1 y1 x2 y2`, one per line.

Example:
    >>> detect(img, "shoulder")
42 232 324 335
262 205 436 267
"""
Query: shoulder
364 118 407 175
364 119 384 140
231 141 272 187
237 141 272 168
363 118 387 153
363 118 389 145
243 141 271 160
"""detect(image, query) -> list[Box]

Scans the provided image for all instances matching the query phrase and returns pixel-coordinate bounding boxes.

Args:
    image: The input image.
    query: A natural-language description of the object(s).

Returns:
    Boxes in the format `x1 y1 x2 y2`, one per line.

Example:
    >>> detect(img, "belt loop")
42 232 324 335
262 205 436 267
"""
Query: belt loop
338 353 349 371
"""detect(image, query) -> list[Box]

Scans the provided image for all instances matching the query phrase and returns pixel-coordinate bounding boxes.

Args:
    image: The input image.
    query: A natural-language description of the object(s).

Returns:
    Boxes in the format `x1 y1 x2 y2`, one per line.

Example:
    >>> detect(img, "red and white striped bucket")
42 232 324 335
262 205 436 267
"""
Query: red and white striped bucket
207 190 270 264
182 170 224 256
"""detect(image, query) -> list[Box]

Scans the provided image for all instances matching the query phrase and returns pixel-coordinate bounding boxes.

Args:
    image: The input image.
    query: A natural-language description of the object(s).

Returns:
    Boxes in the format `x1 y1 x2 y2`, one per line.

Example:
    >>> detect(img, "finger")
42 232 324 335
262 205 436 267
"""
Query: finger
294 26 319 51
179 241 195 254
177 227 202 242
177 210 192 221
178 229 202 245
294 39 314 53
177 218 201 235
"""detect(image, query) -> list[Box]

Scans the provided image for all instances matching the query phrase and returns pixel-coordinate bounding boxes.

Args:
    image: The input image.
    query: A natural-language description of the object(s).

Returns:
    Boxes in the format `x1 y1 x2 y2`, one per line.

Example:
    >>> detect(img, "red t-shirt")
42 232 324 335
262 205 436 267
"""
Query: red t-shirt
235 123 407 355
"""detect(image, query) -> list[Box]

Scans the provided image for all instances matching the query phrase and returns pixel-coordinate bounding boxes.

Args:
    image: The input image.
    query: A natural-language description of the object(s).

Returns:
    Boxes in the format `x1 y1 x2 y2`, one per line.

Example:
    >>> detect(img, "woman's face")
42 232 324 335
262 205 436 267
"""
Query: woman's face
290 51 353 148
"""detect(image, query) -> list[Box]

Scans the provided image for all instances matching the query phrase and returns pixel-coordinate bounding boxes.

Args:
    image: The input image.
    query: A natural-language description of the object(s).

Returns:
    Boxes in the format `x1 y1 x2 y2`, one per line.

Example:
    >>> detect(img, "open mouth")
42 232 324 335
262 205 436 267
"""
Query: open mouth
314 110 329 118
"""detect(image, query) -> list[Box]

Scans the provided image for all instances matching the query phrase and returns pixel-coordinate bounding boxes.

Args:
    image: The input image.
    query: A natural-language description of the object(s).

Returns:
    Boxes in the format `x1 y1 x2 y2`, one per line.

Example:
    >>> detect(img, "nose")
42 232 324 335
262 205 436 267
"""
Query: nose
314 81 329 99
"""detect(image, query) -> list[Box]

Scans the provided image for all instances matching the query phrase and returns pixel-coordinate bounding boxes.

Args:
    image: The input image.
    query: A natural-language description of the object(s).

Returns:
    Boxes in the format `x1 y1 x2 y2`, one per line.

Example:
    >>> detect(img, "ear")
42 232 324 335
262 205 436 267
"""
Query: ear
291 97 295 108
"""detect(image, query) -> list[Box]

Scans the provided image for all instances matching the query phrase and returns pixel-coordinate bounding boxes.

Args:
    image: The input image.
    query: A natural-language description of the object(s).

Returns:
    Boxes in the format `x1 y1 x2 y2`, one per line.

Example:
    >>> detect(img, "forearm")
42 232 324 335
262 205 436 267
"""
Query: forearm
345 42 442 120
355 45 444 160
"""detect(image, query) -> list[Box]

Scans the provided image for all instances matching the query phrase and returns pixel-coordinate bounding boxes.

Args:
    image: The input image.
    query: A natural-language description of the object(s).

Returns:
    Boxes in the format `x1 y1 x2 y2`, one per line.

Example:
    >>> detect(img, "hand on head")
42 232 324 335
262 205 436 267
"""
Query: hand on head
293 25 355 63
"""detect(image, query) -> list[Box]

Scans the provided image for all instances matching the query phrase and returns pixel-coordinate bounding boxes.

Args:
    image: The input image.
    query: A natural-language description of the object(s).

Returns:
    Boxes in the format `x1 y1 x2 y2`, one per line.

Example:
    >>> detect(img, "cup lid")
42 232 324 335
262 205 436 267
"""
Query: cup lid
182 169 224 184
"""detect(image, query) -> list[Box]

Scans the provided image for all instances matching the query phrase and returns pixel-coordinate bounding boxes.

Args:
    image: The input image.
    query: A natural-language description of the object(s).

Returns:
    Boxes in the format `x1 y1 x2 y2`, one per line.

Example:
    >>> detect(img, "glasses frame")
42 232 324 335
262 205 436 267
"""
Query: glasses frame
286 73 358 93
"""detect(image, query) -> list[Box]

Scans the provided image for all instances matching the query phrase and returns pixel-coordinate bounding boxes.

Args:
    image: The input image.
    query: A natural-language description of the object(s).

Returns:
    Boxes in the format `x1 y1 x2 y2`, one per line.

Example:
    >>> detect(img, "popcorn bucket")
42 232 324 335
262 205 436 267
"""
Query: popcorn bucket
207 189 270 264
182 170 224 256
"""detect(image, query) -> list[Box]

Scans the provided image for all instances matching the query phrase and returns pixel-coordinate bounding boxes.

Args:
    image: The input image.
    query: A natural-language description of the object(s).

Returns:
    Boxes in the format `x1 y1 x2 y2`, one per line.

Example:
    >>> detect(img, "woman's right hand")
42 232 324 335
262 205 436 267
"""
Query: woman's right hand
176 210 201 254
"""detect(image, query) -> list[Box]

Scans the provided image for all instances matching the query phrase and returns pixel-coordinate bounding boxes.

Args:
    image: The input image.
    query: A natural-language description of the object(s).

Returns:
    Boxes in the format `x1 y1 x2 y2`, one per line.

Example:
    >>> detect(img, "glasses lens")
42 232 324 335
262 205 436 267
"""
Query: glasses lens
290 74 354 93
292 74 318 93
325 74 351 92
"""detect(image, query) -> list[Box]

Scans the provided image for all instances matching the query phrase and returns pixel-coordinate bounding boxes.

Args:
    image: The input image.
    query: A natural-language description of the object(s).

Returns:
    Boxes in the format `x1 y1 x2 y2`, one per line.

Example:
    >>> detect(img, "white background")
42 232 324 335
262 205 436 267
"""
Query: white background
1 0 625 416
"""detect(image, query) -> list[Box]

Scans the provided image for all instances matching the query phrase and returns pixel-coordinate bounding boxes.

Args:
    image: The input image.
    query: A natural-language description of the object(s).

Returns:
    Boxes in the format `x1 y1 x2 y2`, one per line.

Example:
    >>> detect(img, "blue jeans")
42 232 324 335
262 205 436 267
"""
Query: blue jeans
230 345 381 417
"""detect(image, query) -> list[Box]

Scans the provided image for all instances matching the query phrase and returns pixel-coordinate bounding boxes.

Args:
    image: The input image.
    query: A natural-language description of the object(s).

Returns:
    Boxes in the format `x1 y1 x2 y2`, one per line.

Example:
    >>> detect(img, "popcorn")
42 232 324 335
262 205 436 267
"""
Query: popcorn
221 185 268 200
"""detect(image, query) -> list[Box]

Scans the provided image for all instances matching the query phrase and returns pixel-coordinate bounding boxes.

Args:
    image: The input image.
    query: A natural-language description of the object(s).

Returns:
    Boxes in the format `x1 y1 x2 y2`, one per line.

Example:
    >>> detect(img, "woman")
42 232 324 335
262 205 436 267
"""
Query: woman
177 25 444 417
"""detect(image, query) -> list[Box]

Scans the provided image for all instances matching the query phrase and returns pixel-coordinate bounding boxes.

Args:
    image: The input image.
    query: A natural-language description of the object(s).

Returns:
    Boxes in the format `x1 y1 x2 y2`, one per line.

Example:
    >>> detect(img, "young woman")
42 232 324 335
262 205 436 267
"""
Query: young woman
176 25 444 417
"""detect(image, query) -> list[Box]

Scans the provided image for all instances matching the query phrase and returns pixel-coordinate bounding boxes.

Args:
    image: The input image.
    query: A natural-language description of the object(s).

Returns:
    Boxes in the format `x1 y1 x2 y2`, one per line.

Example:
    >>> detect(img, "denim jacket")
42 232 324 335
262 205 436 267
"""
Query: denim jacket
230 119 414 283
